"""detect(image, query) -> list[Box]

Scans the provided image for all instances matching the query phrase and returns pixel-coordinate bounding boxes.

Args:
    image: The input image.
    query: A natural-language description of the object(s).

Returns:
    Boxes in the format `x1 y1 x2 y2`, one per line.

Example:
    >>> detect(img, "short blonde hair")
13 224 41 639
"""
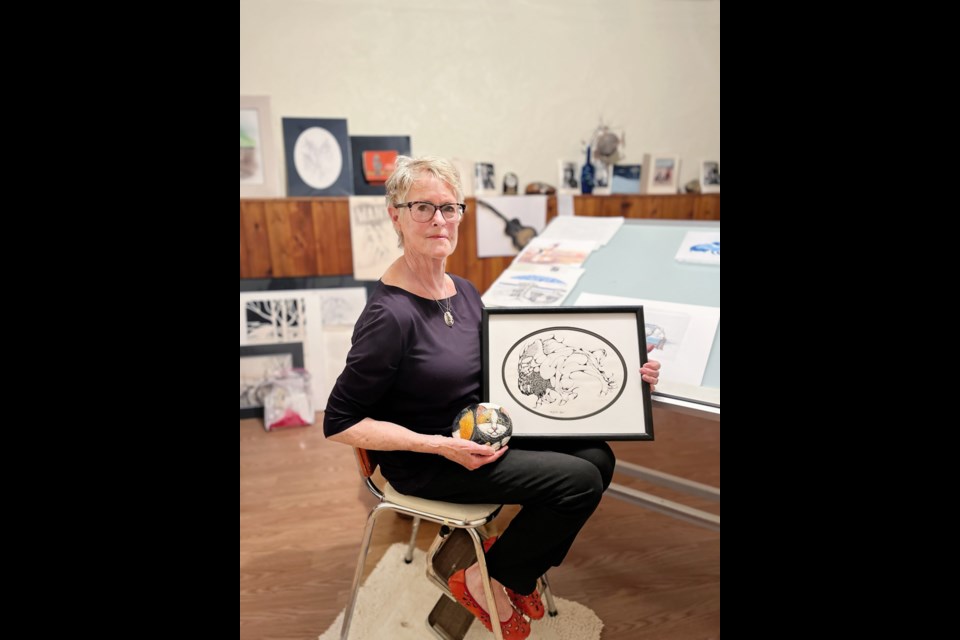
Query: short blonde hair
385 156 464 209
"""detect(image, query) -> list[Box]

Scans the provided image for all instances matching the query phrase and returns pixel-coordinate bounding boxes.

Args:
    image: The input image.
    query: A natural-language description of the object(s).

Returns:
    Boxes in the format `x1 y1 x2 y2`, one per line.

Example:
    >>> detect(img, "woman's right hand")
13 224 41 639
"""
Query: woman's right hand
436 437 509 470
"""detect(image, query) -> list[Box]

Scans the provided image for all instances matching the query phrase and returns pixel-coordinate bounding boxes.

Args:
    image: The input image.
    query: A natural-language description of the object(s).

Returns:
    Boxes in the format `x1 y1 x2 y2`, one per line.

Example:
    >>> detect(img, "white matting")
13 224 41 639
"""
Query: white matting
319 543 603 640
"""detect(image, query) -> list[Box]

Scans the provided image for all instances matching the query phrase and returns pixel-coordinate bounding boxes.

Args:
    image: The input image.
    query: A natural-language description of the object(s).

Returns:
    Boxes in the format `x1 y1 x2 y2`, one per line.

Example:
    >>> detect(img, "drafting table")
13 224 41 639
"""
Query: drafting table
563 218 720 530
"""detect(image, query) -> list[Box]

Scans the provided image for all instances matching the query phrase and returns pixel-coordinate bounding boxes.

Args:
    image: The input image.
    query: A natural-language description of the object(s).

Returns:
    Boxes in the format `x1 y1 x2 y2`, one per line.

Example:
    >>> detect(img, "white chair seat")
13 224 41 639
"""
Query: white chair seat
383 482 501 524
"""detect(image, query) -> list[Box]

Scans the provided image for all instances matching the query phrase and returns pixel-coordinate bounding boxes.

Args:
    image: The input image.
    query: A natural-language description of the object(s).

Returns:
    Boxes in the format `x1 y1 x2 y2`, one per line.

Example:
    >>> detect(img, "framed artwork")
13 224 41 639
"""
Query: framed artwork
611 164 642 194
240 342 304 419
282 117 354 196
700 160 720 193
474 162 497 195
557 160 579 195
482 307 653 439
349 136 411 195
240 96 280 198
640 154 681 195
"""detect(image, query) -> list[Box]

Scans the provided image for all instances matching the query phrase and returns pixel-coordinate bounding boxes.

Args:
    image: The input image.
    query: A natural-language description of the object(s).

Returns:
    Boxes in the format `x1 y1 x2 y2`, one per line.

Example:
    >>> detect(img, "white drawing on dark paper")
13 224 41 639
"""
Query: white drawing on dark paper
503 328 627 420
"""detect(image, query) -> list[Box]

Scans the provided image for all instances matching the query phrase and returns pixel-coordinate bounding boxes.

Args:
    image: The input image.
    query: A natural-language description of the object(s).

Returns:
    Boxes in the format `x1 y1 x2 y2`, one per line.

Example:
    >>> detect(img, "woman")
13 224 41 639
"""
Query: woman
324 156 661 639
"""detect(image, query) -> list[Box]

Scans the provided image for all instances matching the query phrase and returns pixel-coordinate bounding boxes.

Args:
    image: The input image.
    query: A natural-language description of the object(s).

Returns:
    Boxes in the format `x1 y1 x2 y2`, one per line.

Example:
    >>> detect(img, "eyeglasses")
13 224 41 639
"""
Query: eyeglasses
395 201 466 223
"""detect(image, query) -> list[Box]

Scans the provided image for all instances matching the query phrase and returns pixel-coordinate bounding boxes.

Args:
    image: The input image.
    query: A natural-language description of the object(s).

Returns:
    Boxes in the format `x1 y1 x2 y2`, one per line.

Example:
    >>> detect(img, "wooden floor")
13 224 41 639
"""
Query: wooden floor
240 408 720 640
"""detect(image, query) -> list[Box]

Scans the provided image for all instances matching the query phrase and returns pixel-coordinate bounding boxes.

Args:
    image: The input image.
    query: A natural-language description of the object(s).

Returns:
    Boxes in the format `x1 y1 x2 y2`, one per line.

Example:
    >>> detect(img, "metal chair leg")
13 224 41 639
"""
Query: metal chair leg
404 516 421 563
340 505 387 640
466 528 505 640
538 572 559 617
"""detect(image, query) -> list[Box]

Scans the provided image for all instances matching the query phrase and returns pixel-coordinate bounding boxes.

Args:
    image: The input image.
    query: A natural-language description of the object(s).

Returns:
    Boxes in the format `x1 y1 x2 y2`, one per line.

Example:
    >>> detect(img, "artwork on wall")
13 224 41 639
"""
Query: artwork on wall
611 164 642 194
349 196 404 280
640 154 681 195
349 136 411 195
240 342 304 419
482 307 653 439
557 160 579 196
475 196 547 258
240 96 280 198
282 117 354 196
239 287 368 412
699 160 720 193
240 291 325 409
474 162 497 195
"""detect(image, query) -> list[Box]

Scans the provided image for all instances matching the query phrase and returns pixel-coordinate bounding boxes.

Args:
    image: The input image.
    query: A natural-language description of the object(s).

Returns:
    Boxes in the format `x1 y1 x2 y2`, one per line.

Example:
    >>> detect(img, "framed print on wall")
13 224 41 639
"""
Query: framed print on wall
240 342 304 419
282 117 354 196
240 96 280 198
482 307 653 439
350 135 411 195
557 159 579 195
640 153 680 195
700 160 720 193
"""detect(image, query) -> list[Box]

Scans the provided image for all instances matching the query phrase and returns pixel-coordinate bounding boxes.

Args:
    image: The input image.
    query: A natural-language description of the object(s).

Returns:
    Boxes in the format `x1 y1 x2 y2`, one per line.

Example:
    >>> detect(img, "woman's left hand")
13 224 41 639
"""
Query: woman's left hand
642 343 662 391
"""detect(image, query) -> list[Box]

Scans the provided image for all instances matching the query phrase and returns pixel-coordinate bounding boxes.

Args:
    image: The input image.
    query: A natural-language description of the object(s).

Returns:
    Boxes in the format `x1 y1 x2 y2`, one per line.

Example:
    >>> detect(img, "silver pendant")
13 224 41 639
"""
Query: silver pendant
444 311 454 327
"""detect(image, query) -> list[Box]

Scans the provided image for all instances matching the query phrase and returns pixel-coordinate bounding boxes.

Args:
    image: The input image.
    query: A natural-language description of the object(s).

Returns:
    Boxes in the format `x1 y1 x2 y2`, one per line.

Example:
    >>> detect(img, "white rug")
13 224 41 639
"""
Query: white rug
319 543 603 640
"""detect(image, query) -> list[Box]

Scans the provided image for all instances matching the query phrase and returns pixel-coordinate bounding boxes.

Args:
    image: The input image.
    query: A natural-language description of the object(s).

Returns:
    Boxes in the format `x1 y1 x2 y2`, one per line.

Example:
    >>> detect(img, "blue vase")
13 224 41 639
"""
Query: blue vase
581 146 595 194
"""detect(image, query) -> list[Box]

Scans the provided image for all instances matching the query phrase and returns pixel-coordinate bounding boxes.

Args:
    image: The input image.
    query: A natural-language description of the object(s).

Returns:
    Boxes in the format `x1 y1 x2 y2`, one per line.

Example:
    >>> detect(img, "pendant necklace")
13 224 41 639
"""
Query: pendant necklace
412 267 454 327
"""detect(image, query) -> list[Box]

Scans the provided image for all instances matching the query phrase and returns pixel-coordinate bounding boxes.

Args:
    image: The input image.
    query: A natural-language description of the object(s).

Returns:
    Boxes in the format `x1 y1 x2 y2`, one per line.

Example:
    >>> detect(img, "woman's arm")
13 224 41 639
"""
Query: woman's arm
329 417 508 470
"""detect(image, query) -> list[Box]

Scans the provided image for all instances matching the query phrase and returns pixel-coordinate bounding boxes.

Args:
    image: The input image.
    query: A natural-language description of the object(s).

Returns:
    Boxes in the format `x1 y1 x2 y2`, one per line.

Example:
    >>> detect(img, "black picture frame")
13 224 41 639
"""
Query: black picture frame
240 342 305 419
481 306 653 440
349 135 411 195
282 117 354 196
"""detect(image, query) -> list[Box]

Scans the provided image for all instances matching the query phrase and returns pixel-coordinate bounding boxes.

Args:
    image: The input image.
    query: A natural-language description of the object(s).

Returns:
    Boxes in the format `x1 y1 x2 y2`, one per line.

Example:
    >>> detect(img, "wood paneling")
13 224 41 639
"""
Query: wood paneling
240 194 720 291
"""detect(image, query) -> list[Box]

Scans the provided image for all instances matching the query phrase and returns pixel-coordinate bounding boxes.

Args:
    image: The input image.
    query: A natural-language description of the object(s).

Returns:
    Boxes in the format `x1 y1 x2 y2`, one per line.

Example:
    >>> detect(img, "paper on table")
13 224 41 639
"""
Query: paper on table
537 216 624 247
482 264 585 307
674 230 720 265
574 292 719 387
514 237 597 268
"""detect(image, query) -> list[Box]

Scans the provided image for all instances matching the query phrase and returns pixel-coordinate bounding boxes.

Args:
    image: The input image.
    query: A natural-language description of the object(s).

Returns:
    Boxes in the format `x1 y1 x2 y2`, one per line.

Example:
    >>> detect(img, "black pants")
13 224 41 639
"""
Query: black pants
411 438 615 595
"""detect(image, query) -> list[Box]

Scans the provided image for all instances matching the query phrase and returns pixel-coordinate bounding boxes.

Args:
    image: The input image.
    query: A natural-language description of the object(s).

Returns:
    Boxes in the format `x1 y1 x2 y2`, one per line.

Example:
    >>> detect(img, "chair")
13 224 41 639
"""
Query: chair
340 448 558 640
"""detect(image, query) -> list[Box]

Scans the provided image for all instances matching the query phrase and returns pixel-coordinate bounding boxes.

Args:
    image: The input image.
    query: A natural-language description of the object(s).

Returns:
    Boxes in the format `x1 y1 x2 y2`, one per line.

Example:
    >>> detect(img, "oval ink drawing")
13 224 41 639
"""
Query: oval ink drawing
502 326 627 420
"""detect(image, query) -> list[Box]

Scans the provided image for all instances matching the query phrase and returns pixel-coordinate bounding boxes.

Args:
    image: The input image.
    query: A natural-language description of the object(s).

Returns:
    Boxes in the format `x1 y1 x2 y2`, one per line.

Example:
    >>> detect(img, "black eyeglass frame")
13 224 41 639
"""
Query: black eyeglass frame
394 201 467 221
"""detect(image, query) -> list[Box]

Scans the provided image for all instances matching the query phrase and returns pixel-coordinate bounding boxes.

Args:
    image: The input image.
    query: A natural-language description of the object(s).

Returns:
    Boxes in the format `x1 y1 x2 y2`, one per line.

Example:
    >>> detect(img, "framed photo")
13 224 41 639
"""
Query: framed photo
482 307 653 439
240 96 280 198
699 160 720 193
350 135 411 195
640 153 681 195
474 162 497 195
240 342 304 419
557 159 579 195
282 117 354 196
611 164 642 194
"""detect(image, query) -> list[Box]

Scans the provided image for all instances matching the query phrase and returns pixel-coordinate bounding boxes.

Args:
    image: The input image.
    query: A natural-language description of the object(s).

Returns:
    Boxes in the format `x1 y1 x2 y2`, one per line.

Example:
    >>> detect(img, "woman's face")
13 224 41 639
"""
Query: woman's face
391 172 461 260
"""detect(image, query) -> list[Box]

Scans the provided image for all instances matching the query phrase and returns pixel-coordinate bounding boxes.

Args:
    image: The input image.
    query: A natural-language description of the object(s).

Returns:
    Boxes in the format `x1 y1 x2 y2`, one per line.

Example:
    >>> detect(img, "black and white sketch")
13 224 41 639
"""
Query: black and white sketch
350 196 404 280
482 307 653 439
504 329 626 419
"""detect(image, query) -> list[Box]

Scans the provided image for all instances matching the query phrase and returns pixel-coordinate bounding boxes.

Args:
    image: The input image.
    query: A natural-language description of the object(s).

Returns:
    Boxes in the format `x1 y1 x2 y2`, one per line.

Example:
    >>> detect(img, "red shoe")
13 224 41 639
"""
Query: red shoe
448 569 531 639
481 537 546 620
